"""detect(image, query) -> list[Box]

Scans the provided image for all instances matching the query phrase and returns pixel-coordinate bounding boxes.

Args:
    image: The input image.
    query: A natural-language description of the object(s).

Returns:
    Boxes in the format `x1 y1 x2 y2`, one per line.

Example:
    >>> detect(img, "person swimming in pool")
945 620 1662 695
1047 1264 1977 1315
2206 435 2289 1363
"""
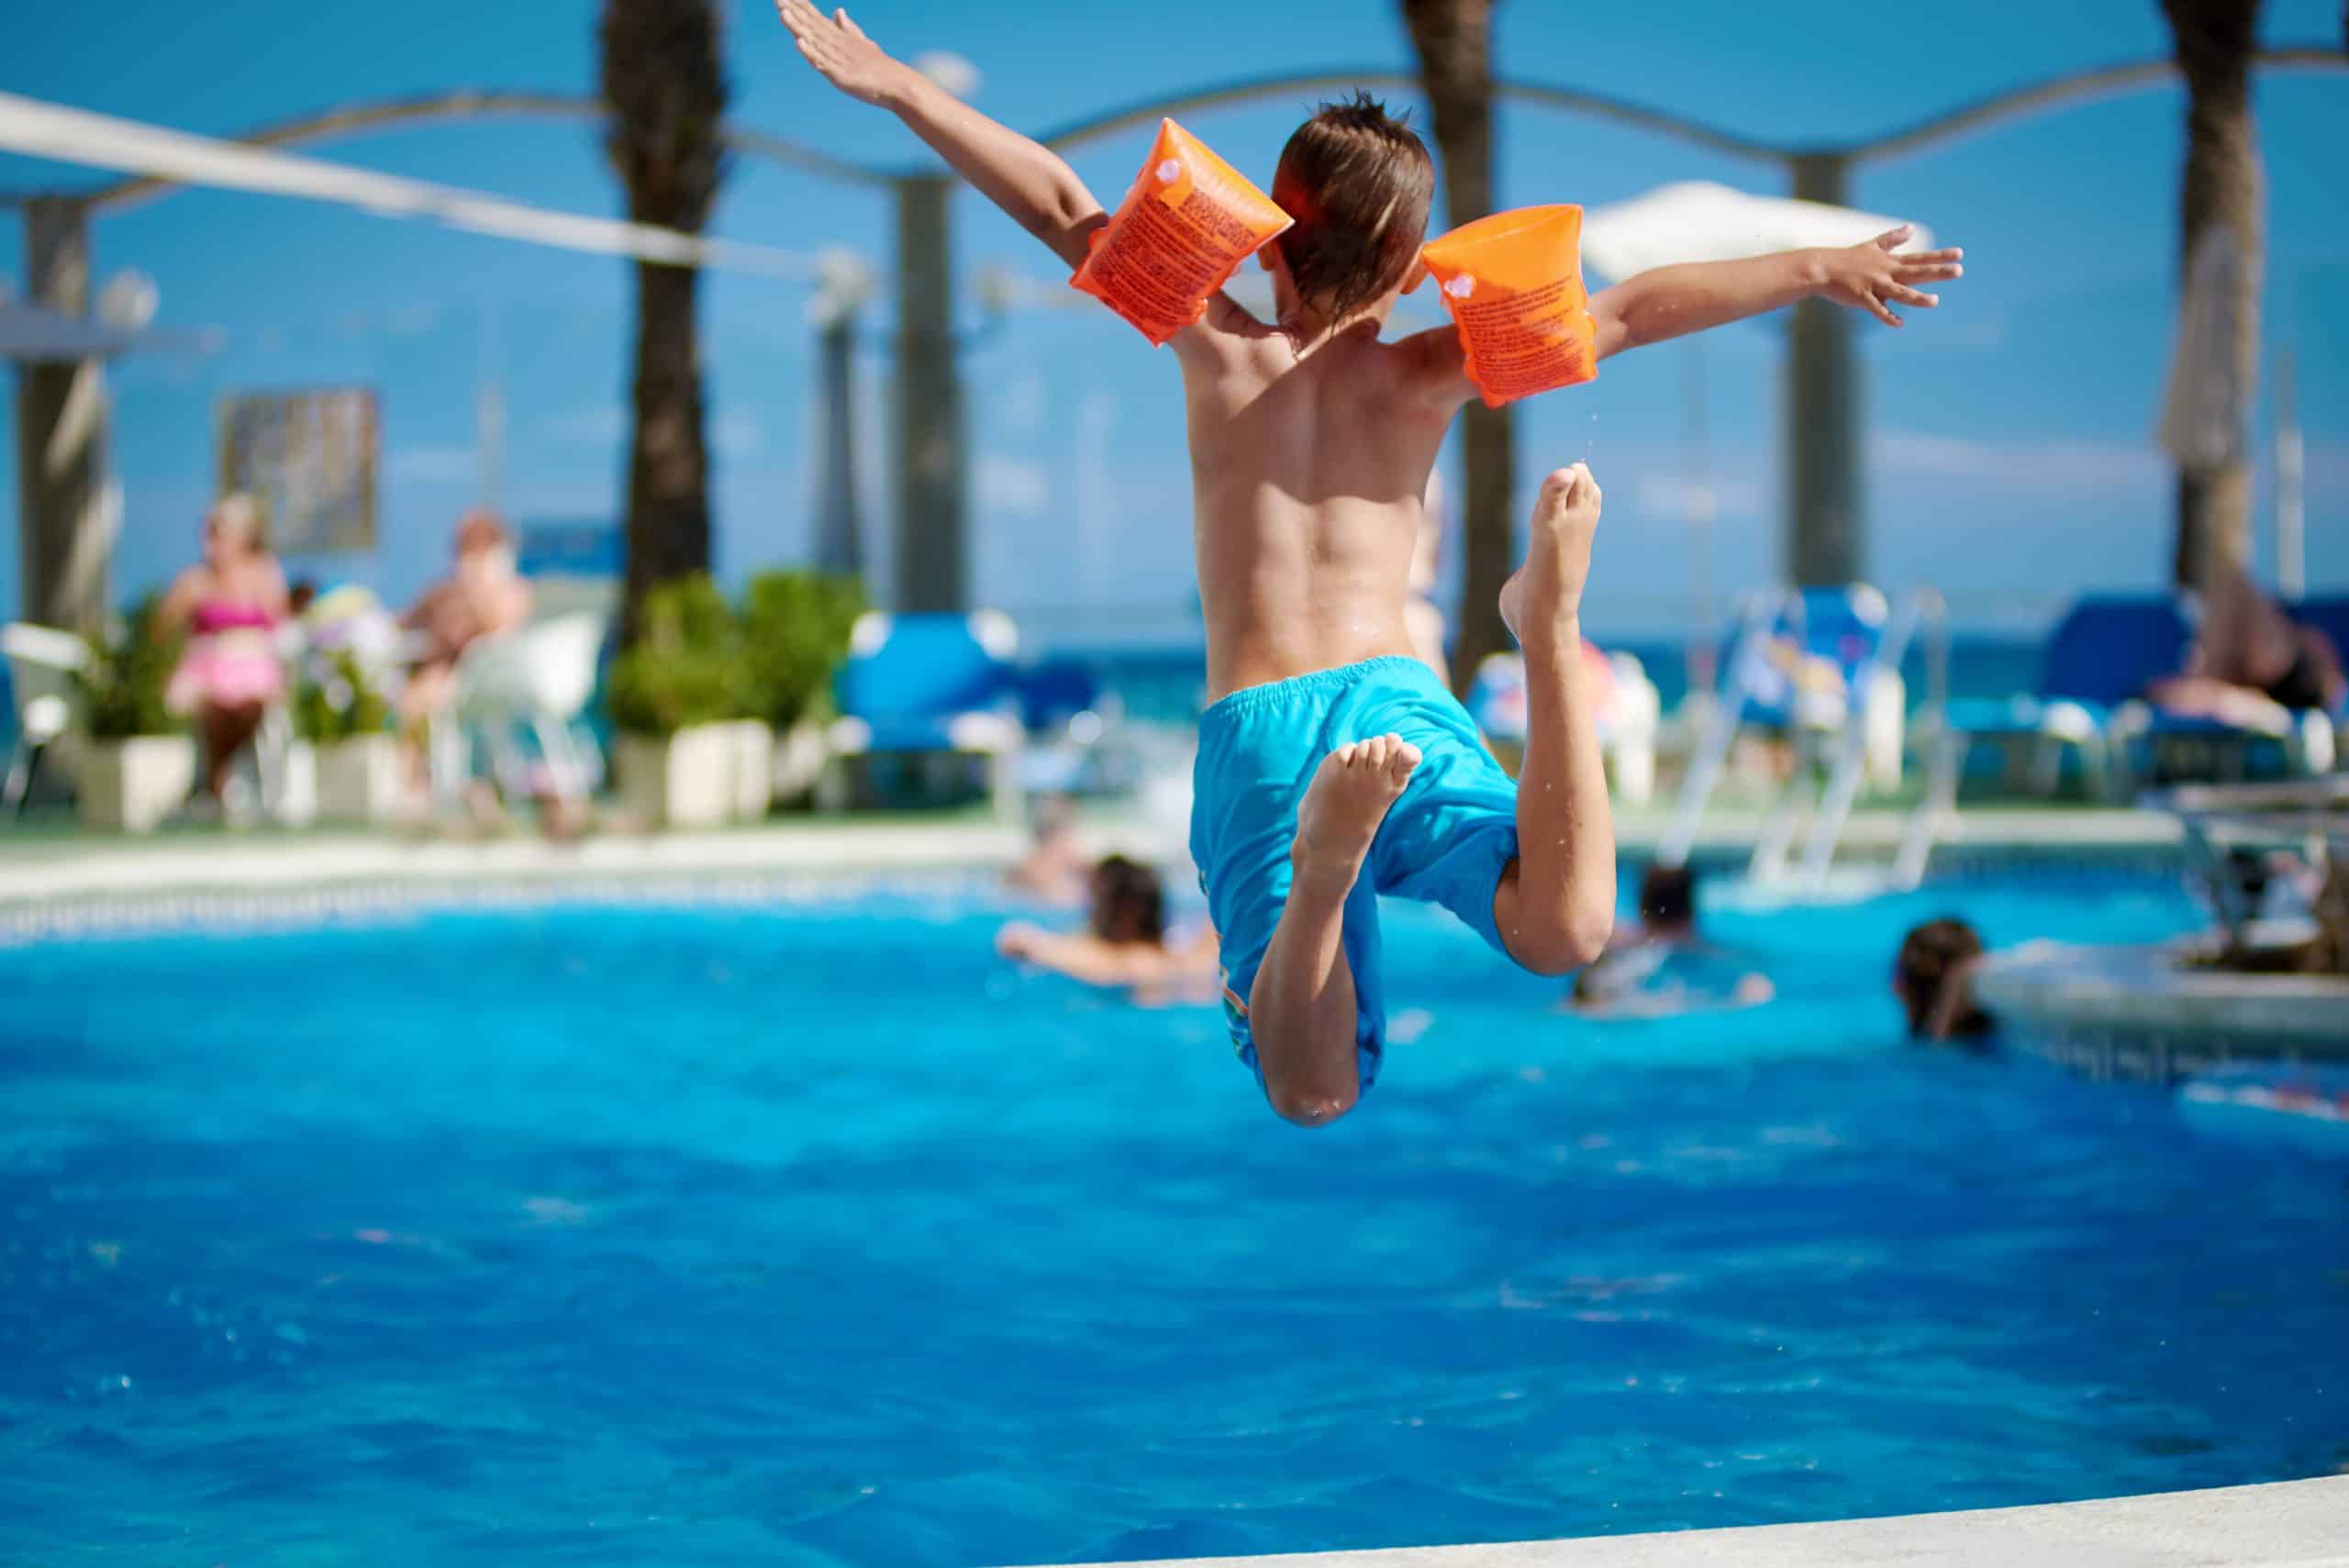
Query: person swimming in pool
1568 863 1774 1018
997 854 1220 1005
779 2 1964 1123
1892 917 1997 1047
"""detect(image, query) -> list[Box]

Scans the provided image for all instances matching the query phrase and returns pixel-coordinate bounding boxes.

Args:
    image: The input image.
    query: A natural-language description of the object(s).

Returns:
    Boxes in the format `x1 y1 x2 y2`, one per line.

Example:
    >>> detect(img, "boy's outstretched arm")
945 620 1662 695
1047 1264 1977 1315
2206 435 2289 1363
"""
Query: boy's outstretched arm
1590 225 1963 359
1400 226 1960 405
778 2 1106 269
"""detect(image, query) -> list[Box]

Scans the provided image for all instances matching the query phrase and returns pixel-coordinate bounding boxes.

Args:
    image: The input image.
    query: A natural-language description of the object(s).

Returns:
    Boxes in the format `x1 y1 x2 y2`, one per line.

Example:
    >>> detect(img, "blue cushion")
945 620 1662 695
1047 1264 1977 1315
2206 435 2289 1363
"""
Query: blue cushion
1943 695 2043 736
1019 657 1100 731
2139 710 2292 738
2040 596 2190 709
856 713 969 753
1713 586 1888 688
837 615 1013 723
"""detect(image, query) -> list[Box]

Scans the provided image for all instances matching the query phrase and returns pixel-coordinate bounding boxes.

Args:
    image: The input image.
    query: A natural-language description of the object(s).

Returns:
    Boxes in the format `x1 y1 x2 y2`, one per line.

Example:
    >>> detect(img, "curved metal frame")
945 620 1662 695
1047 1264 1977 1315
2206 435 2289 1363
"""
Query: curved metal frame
1859 45 2346 163
1030 70 1780 162
1 90 896 214
9 45 2337 217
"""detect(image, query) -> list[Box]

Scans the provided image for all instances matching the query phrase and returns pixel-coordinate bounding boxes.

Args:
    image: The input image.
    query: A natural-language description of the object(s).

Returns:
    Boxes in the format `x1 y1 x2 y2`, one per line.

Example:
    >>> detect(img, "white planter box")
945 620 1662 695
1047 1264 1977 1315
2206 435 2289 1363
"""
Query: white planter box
771 719 829 806
275 740 319 827
615 724 737 828
317 734 405 823
78 735 195 834
724 719 774 822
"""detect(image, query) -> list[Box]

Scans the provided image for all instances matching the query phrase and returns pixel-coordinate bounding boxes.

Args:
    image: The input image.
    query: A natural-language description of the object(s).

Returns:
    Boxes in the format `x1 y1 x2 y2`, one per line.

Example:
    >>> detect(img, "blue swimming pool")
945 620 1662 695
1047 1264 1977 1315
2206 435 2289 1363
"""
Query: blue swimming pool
5 872 2343 1565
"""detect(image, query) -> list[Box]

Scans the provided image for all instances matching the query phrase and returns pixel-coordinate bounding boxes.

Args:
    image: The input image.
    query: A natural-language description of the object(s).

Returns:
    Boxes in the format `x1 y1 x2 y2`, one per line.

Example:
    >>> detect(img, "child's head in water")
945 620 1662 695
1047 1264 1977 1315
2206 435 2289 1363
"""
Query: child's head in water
1637 863 1699 940
1088 855 1167 949
1894 917 1994 1042
1266 93 1436 332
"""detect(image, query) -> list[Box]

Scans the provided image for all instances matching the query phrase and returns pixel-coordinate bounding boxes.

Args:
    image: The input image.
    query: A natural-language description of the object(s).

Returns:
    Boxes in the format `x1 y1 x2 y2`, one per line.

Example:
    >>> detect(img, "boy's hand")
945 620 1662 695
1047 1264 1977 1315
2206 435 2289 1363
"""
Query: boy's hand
1818 226 1964 328
777 1 914 106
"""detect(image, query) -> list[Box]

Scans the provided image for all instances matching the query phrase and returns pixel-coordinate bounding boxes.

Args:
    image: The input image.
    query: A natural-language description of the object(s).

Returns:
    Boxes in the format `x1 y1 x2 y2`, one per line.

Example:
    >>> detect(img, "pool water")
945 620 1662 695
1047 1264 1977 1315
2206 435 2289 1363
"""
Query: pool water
5 873 2344 1566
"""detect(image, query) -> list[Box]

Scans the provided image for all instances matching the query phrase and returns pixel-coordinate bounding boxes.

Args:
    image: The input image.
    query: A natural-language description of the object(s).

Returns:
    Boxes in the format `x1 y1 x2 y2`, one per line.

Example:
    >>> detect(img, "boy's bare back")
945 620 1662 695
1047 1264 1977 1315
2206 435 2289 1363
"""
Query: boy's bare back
776 0 1959 695
1174 305 1463 701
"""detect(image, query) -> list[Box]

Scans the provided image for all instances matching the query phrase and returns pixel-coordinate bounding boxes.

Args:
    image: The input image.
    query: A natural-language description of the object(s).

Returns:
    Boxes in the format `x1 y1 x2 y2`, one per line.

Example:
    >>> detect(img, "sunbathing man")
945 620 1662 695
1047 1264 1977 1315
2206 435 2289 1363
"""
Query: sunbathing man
780 1 1963 1123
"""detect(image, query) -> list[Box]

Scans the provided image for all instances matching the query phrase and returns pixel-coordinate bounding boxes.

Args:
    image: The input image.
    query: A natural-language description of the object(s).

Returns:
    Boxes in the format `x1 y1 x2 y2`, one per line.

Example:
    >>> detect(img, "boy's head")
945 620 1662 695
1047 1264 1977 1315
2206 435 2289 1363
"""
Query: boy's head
1268 92 1435 329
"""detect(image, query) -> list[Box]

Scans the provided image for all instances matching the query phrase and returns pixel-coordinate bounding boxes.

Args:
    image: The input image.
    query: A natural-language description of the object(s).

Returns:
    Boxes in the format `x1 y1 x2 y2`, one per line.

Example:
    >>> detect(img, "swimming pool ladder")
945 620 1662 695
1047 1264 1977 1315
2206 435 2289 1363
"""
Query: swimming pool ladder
1657 585 1954 892
1800 587 1953 892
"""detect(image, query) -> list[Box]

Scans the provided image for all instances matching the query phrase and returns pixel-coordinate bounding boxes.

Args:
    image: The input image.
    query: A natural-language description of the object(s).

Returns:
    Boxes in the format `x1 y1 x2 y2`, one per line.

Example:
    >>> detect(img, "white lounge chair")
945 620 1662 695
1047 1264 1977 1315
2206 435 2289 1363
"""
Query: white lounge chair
1466 648 1662 805
430 613 607 806
2 621 91 814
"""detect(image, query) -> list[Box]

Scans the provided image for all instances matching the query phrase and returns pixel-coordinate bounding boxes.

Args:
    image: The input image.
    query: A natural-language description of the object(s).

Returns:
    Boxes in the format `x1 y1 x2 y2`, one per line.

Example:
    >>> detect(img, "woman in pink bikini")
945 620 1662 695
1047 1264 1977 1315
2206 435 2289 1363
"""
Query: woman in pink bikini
159 495 290 805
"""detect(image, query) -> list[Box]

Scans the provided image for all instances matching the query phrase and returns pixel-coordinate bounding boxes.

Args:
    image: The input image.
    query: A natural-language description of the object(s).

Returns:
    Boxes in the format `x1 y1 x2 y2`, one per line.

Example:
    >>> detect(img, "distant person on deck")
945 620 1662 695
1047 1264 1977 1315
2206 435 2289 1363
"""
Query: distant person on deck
1568 862 1773 1017
398 509 533 740
997 854 1219 1005
1004 794 1091 907
2148 561 2344 729
1893 917 1996 1046
160 494 289 809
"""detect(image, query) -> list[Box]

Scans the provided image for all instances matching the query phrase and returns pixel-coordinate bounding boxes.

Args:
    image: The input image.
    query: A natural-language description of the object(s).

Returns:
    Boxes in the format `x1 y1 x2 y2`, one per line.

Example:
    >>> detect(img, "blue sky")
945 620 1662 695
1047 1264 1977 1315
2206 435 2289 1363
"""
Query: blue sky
4 0 2345 640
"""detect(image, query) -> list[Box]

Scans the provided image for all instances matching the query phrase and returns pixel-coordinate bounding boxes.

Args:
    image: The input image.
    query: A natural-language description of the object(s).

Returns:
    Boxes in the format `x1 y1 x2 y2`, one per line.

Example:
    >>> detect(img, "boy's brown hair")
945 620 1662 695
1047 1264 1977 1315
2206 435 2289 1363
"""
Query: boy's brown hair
1270 92 1436 330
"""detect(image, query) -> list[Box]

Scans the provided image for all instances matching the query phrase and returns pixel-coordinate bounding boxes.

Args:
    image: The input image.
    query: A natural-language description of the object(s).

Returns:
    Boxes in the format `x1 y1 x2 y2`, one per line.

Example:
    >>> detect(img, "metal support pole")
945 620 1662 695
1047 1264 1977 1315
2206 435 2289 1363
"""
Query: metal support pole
814 307 864 579
2277 346 2305 601
1785 152 1861 589
13 196 111 632
892 174 963 613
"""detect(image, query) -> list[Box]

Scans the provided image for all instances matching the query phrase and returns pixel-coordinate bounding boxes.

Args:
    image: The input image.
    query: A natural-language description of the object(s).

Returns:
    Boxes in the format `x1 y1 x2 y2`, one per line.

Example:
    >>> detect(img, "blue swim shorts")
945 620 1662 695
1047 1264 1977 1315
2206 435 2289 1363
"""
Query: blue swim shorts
1189 655 1522 1099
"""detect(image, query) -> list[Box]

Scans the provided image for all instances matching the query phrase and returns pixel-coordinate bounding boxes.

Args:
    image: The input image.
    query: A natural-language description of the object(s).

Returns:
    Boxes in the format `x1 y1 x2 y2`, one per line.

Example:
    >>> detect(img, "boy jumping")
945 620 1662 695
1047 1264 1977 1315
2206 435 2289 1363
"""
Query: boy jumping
779 2 1963 1125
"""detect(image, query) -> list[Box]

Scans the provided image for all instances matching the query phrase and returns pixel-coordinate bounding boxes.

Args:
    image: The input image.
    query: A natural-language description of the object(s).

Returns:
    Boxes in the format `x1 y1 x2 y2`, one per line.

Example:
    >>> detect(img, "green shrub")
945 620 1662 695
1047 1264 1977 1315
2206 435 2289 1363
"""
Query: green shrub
293 651 391 744
607 573 754 737
740 571 863 730
81 597 184 740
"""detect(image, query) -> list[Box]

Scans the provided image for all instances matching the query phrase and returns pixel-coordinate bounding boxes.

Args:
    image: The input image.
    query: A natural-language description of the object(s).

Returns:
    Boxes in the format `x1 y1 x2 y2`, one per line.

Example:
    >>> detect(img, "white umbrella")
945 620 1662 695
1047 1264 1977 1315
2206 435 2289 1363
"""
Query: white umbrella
1579 180 1932 284
2154 226 2252 473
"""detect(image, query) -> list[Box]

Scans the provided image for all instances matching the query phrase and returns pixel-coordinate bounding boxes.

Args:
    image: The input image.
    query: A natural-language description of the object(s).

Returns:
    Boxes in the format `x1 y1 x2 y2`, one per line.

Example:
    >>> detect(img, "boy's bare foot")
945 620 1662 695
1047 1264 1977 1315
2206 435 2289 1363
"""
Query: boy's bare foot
1292 733 1420 882
1500 463 1601 650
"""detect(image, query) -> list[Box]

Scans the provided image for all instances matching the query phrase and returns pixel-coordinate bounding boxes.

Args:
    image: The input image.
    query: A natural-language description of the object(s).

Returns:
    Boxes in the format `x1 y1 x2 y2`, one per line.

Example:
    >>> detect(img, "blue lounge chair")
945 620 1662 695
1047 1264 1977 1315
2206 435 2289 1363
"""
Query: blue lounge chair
1943 596 2191 798
2288 596 2349 662
2124 595 2343 784
820 610 1025 818
2288 596 2349 762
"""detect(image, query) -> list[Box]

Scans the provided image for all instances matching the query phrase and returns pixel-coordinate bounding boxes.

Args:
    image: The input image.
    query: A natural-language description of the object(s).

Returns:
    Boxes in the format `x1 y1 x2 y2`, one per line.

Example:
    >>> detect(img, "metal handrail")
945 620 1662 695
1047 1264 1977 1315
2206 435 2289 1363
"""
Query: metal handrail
1655 588 1785 870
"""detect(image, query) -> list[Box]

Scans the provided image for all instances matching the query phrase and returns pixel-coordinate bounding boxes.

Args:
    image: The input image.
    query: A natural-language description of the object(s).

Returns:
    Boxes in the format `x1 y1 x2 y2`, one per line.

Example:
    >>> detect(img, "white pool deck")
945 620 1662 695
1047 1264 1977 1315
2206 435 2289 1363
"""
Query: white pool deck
1030 1476 2349 1568
0 804 2179 914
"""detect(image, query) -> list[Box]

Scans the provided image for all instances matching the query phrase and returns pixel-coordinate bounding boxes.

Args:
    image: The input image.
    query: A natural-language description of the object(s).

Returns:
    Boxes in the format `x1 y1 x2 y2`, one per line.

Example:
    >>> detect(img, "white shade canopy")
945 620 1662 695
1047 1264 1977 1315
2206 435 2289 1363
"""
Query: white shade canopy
1579 181 1932 284
0 291 215 362
0 90 812 279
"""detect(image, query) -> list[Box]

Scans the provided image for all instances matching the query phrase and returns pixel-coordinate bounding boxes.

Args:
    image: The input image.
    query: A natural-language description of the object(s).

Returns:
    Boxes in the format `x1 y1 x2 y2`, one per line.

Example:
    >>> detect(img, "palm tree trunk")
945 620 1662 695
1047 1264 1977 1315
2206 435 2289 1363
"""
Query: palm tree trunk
600 0 728 642
620 261 713 637
1402 0 1513 699
2162 0 2265 591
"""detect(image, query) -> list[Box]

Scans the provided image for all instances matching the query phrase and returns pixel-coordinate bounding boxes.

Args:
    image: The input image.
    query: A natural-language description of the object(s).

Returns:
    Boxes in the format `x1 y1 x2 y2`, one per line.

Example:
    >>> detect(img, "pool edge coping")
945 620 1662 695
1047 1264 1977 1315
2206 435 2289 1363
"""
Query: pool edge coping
1020 1474 2349 1567
0 810 2188 942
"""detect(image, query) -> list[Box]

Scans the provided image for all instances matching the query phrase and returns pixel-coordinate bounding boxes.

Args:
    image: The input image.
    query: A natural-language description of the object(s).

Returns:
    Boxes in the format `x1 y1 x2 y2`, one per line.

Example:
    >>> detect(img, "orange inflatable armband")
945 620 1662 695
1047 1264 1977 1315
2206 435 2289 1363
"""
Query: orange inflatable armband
1071 118 1292 347
1418 205 1598 407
